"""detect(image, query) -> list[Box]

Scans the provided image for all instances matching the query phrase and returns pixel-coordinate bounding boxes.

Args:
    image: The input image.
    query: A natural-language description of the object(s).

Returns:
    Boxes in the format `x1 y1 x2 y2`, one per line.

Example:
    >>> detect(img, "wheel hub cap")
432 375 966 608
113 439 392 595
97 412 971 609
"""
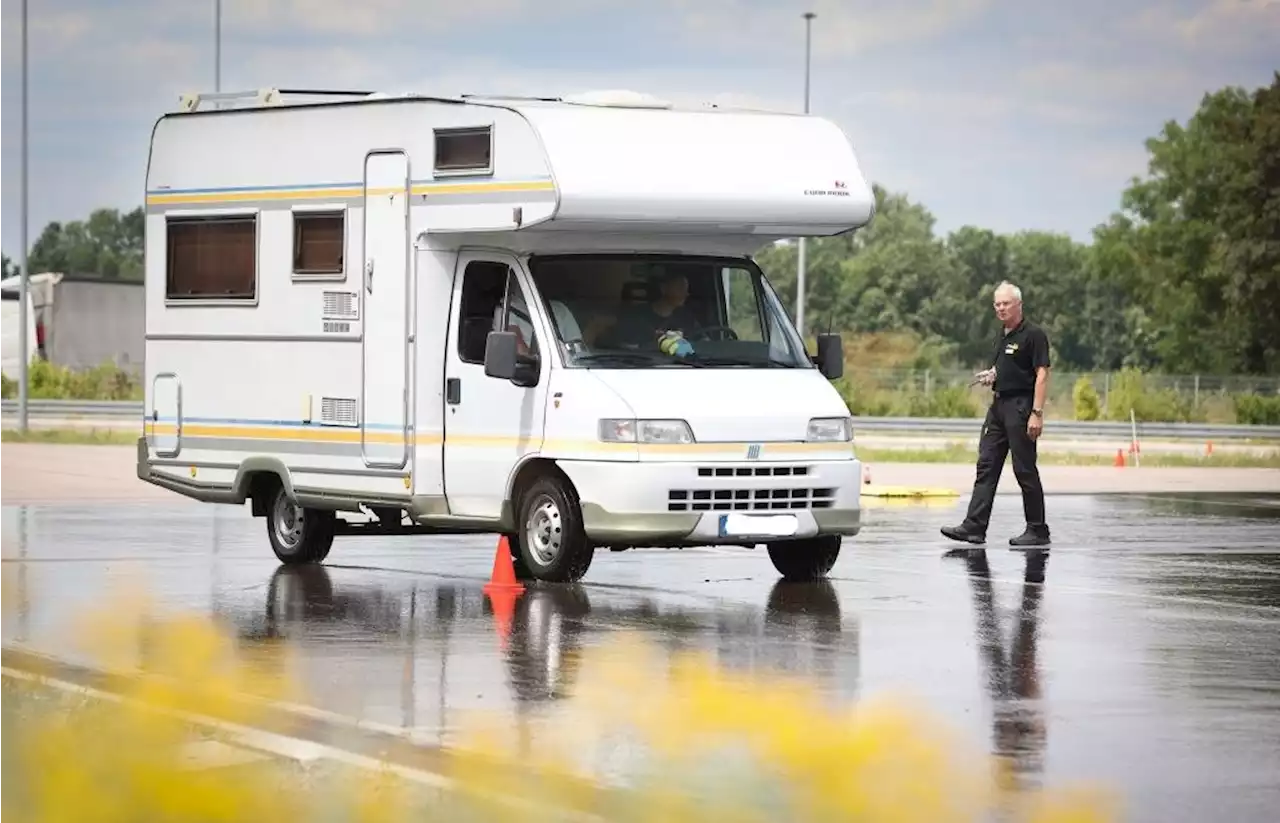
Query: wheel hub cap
273 495 304 550
526 496 563 567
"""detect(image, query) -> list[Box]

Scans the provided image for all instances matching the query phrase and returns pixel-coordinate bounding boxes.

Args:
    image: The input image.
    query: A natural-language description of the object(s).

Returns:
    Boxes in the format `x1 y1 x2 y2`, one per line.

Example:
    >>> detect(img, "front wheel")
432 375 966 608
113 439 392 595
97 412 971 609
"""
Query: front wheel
514 474 594 583
266 486 335 565
766 535 841 581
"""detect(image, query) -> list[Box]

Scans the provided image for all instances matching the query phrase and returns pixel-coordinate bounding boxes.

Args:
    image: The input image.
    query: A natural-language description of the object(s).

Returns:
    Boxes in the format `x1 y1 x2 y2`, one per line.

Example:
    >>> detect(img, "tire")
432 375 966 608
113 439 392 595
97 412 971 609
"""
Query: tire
514 474 594 583
766 535 841 581
266 485 335 564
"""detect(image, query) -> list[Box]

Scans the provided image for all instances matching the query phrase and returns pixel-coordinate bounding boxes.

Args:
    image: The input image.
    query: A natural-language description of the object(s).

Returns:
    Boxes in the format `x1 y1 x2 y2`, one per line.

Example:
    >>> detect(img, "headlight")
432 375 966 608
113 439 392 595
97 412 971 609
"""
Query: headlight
598 418 695 444
807 416 853 442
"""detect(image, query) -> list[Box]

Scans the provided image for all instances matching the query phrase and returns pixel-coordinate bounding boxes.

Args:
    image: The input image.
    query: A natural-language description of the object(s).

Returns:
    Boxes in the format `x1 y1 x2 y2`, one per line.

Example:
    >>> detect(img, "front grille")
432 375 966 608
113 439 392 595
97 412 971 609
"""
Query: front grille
668 487 837 512
696 465 810 478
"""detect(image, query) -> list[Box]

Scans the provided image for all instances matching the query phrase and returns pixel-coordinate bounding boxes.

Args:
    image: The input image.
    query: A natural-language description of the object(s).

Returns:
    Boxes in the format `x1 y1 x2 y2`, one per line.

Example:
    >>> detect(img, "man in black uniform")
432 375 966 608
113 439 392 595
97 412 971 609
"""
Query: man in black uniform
943 282 1052 548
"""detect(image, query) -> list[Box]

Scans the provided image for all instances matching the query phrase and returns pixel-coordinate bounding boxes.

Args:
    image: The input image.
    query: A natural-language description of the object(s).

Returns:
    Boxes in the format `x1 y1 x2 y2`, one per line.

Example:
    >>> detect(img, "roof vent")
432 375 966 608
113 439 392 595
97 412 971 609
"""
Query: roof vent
563 90 673 110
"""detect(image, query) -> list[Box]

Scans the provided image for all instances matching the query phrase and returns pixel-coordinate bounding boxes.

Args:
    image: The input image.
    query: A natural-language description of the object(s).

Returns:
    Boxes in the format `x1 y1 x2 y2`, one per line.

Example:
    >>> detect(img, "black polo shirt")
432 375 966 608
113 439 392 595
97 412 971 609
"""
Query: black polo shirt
992 319 1050 396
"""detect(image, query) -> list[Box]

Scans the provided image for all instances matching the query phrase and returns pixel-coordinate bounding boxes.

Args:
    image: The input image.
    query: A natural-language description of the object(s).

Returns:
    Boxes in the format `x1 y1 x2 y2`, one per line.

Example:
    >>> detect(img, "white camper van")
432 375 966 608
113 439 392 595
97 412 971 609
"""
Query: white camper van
138 87 876 583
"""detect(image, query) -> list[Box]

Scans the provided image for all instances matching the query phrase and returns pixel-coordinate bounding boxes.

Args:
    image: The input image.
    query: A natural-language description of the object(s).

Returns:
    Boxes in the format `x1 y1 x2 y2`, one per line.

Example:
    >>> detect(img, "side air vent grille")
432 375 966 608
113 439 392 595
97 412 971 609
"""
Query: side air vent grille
320 396 359 427
323 291 359 320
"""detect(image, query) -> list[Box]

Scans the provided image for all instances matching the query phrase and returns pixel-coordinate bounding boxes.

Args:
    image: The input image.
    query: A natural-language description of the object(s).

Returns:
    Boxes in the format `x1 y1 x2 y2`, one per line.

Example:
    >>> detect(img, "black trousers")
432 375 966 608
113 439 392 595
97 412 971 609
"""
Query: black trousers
961 393 1048 535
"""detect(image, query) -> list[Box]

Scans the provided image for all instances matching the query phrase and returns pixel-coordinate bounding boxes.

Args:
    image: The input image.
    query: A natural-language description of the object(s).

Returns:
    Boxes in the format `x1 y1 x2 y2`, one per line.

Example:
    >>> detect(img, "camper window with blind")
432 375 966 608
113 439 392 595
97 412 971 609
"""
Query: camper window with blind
164 212 258 303
291 208 346 281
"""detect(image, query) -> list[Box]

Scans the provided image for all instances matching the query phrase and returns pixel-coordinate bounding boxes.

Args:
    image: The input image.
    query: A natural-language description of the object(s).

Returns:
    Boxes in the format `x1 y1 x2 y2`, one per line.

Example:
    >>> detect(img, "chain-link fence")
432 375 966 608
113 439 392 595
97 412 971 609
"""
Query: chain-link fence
838 369 1280 423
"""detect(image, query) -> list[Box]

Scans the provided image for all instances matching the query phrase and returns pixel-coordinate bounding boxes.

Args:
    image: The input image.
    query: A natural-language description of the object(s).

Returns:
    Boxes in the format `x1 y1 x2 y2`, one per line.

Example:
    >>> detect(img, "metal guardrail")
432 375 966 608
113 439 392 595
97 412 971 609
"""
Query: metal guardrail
2 400 145 416
847 416 1280 440
4 399 1280 441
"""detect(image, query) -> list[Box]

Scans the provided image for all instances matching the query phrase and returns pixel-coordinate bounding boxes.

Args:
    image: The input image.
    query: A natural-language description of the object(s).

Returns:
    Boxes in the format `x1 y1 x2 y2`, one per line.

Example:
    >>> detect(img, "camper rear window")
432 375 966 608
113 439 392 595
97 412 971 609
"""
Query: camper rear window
165 214 257 301
434 126 492 174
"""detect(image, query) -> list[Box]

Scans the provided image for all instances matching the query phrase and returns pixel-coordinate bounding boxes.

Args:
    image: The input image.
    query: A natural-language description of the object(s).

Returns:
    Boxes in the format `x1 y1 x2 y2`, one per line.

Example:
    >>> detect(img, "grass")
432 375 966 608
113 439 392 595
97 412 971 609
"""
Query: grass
2 427 138 445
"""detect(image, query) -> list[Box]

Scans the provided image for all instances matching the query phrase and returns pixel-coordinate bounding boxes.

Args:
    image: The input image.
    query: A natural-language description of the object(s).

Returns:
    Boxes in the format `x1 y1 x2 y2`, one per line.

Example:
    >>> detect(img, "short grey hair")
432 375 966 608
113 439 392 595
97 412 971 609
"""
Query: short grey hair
994 281 1023 302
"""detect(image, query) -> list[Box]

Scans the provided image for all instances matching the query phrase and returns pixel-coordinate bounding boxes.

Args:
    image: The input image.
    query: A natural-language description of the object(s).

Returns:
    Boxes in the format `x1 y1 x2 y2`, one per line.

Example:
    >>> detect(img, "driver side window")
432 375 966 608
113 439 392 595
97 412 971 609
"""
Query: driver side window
721 267 766 342
456 260 540 366
500 270 540 359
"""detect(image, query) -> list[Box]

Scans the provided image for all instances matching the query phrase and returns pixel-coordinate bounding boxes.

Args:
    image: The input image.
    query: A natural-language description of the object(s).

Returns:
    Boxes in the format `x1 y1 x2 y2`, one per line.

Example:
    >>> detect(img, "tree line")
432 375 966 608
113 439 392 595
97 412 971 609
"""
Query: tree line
757 73 1279 377
4 74 1277 377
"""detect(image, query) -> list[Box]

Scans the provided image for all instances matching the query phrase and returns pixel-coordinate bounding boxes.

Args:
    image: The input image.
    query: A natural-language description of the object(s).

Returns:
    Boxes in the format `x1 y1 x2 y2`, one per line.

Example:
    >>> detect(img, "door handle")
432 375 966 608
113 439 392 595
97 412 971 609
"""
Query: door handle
446 378 461 405
365 259 374 294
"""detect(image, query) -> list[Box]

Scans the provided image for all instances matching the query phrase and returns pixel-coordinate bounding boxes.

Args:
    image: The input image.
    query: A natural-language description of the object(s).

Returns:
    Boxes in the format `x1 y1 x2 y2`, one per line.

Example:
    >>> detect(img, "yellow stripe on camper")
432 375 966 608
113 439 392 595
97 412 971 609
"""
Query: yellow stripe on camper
145 179 556 206
148 424 856 459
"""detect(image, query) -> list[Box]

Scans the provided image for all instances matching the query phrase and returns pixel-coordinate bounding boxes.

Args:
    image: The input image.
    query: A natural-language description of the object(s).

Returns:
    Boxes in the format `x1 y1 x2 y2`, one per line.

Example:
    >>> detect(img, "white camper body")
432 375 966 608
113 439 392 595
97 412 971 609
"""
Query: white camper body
138 88 876 582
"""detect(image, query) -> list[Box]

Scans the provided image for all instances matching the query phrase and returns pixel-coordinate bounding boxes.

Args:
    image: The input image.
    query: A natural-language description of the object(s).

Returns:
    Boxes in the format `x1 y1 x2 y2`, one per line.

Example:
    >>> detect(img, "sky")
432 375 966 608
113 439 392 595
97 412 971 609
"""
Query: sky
1 0 1277 260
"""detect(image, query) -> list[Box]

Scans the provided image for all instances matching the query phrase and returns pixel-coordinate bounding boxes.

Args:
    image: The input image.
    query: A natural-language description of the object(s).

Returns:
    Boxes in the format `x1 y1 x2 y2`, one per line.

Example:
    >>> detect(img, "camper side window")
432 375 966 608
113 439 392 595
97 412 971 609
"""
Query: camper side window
292 210 344 278
456 260 539 365
166 214 257 302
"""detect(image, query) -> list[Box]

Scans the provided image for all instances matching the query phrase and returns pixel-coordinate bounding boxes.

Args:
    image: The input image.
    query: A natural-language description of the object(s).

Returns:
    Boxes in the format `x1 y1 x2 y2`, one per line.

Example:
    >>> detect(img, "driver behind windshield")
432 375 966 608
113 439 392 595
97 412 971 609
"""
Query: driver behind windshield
612 269 703 350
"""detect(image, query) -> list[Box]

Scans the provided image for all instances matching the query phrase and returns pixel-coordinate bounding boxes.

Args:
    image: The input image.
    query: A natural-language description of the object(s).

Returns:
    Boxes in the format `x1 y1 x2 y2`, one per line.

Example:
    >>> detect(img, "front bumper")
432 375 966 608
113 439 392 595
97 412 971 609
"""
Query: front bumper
557 456 862 546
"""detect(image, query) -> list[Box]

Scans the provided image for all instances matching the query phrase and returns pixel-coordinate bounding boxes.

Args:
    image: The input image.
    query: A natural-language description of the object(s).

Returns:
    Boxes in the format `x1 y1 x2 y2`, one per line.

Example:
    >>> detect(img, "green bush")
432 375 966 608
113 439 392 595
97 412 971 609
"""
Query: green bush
834 377 897 417
2 359 143 401
897 385 979 418
835 378 978 418
1104 367 1203 423
1072 376 1101 421
1233 393 1280 425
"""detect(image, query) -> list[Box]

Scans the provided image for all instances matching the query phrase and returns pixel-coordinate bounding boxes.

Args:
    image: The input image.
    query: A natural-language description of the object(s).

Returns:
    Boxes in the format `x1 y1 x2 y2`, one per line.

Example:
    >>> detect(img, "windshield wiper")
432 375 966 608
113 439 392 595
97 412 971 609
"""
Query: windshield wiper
572 352 698 367
686 355 798 368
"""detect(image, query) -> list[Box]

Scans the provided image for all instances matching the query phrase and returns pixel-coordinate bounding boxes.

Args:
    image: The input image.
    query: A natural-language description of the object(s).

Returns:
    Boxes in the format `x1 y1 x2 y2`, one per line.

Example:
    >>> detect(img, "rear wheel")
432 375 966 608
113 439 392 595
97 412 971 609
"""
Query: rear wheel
514 474 594 583
766 535 841 581
266 485 335 564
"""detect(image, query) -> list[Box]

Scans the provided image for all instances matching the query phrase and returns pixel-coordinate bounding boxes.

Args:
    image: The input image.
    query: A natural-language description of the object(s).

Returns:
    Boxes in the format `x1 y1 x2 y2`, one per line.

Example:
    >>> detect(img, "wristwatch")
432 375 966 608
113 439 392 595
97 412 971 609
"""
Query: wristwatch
1031 408 1043 418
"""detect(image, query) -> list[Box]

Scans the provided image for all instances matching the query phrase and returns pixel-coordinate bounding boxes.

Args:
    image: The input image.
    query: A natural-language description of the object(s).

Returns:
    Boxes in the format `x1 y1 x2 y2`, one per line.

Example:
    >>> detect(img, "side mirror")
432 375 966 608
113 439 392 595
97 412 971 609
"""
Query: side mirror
484 330 540 387
815 333 844 380
484 331 518 380
512 357 540 387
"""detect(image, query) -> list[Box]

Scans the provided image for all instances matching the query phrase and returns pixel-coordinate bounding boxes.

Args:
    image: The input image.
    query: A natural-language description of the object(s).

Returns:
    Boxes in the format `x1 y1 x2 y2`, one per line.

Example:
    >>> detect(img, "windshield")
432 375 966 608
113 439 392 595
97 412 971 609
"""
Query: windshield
526 254 812 369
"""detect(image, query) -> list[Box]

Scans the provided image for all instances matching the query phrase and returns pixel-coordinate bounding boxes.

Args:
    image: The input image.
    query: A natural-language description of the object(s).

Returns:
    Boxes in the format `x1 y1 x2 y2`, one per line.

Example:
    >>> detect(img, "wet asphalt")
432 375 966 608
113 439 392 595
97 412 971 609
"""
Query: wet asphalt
4 491 1280 822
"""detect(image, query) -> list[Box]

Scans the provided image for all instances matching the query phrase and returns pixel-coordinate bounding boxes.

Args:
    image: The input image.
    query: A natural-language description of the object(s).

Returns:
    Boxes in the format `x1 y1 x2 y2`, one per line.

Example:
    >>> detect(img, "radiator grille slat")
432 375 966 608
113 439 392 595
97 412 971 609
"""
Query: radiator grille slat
667 487 837 512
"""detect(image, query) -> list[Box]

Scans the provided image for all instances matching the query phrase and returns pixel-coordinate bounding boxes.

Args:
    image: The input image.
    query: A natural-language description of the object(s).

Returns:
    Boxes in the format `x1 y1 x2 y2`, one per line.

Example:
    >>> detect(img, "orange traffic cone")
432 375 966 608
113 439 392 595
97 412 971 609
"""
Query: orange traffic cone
483 535 525 595
484 536 524 650
1114 449 1126 467
1206 441 1214 456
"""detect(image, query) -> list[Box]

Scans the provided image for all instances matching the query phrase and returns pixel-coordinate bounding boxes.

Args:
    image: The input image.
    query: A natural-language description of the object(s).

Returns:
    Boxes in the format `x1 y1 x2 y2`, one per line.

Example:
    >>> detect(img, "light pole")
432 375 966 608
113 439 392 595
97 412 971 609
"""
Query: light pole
796 11 815 340
215 0 222 92
18 0 30 433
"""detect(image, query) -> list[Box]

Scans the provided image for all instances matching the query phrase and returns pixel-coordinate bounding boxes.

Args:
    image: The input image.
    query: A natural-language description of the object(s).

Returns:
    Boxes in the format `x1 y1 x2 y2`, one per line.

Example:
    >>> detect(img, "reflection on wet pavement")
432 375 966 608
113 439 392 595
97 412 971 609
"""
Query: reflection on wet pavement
4 492 1280 822
947 548 1048 794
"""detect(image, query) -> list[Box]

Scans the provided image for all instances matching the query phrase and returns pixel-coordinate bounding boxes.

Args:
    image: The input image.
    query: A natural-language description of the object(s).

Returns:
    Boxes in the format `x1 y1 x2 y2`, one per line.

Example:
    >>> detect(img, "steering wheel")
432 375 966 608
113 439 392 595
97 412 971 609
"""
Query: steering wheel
688 325 739 341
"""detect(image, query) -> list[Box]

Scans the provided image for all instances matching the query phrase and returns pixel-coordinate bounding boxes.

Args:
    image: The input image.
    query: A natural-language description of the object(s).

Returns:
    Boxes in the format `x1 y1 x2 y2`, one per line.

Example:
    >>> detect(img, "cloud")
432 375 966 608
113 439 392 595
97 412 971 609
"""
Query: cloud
224 0 560 37
2 0 1277 258
1133 0 1280 51
858 87 1106 129
664 0 995 58
214 0 997 63
1016 62 1200 106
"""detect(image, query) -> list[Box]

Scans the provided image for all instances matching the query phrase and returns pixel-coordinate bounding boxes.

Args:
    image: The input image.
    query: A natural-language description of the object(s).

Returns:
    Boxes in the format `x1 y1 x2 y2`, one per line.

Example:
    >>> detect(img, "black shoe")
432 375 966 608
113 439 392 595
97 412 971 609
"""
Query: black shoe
1009 527 1050 548
941 525 985 545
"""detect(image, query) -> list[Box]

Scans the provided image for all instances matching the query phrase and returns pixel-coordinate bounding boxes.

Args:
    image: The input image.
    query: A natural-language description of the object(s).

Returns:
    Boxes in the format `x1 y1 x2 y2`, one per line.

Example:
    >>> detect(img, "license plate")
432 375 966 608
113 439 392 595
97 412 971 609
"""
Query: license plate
718 513 799 538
